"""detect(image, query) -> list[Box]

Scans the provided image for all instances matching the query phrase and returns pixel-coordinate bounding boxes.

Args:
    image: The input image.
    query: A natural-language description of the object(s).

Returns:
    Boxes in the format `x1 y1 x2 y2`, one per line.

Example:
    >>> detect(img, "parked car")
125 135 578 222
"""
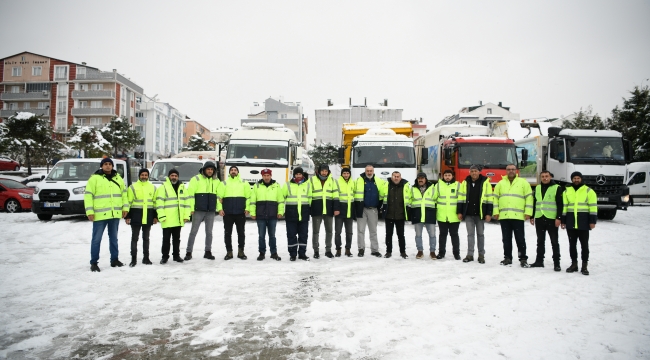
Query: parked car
0 157 21 171
0 178 34 212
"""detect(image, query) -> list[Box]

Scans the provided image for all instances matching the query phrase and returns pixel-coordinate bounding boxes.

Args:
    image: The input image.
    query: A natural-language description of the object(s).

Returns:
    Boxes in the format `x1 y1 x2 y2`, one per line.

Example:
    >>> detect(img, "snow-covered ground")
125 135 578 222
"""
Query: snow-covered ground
1 208 649 359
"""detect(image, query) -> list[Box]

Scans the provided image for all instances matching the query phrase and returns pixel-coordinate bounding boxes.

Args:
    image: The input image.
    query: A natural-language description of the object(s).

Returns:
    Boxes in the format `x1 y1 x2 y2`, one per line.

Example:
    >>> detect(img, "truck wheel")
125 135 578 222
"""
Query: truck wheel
37 213 53 221
5 199 21 213
597 209 617 220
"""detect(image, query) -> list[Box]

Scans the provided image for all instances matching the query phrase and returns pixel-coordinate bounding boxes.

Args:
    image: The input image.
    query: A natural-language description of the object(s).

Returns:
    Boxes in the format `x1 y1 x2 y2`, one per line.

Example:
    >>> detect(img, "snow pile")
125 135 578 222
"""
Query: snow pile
0 208 649 358
12 112 36 120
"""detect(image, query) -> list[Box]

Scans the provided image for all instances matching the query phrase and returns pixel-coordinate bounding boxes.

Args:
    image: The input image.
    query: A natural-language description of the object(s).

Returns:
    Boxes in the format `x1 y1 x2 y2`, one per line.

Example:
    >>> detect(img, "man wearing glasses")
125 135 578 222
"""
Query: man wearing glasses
492 164 534 267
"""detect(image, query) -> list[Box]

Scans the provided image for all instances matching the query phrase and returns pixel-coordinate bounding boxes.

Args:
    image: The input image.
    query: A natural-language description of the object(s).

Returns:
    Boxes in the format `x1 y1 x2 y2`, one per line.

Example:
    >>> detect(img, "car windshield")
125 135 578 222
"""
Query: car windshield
227 142 289 162
566 136 626 164
352 145 415 168
150 162 203 182
46 162 124 181
457 144 518 168
0 179 28 189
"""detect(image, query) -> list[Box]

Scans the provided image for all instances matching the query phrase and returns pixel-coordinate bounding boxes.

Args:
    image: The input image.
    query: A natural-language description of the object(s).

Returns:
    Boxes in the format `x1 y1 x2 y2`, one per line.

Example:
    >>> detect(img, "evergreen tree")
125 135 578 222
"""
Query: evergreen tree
608 85 650 161
308 142 339 168
0 112 58 175
67 125 112 158
562 106 607 130
99 116 142 157
182 133 213 151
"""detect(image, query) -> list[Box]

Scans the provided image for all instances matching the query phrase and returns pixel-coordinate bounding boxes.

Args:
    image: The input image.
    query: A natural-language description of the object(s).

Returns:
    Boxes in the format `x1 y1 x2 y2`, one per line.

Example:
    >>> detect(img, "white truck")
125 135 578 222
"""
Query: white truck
225 123 303 186
500 122 633 220
340 128 418 183
149 151 221 187
32 158 132 220
626 162 650 206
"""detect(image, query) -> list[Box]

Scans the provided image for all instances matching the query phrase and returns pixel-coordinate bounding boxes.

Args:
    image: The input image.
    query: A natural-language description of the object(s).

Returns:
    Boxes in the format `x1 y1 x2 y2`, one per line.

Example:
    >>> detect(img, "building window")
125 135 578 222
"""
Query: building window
90 118 102 125
32 66 42 76
11 86 20 93
12 67 22 76
76 118 87 125
121 104 126 114
21 56 26 61
23 102 30 109
58 84 68 97
58 101 66 112
56 117 67 132
77 67 86 76
79 84 88 91
91 101 102 108
9 103 18 110
55 66 68 80
91 84 103 91
37 102 48 109
281 114 287 119
487 108 492 114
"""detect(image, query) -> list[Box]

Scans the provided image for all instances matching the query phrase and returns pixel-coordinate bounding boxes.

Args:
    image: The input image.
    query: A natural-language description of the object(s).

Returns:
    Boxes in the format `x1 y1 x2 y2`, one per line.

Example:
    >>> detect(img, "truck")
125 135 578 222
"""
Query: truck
32 158 132 220
225 123 303 186
338 123 418 183
497 121 632 220
415 124 519 185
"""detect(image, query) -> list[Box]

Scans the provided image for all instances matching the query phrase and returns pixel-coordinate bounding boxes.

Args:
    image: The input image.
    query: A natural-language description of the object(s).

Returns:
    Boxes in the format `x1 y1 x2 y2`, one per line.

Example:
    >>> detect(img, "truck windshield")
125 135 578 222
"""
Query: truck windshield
353 145 415 168
46 161 125 181
227 141 289 165
150 162 203 182
566 137 626 165
457 144 518 169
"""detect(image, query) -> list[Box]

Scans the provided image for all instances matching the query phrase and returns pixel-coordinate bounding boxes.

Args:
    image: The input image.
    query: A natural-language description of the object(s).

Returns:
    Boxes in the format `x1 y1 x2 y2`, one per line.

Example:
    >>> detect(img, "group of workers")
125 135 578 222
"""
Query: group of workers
84 158 597 276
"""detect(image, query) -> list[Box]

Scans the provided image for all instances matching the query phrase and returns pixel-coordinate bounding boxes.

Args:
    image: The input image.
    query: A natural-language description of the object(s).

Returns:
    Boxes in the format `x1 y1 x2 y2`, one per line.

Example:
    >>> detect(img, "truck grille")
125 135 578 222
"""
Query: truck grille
39 189 70 202
581 175 625 196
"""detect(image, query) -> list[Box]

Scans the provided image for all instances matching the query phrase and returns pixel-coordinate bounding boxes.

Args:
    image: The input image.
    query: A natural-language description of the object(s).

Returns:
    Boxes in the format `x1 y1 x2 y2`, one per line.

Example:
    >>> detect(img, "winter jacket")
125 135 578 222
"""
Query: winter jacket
126 180 156 225
217 174 251 215
434 181 460 223
410 181 436 224
561 184 597 230
309 172 340 217
457 174 493 220
282 176 312 222
382 179 411 221
336 176 355 219
493 174 533 220
154 177 191 228
250 179 284 219
84 169 128 221
187 173 220 212
353 173 387 218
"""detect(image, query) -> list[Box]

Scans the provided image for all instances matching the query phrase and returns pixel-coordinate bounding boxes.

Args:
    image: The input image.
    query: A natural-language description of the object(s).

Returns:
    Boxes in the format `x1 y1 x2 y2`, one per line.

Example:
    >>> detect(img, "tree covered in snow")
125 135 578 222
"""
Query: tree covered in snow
308 142 339 168
0 112 60 175
67 125 111 158
561 106 607 130
99 116 143 157
608 85 650 162
182 133 213 151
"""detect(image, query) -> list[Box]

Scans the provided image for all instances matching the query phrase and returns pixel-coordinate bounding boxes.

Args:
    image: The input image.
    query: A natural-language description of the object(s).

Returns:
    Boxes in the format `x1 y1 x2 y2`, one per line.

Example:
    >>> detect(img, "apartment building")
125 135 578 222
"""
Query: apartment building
136 99 185 164
436 101 520 128
1 51 143 135
242 97 307 147
183 119 211 146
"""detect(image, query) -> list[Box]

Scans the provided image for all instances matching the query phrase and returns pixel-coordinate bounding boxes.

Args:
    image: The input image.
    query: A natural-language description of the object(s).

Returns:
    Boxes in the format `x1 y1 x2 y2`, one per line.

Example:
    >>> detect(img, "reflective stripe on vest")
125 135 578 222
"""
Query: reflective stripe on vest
534 184 558 219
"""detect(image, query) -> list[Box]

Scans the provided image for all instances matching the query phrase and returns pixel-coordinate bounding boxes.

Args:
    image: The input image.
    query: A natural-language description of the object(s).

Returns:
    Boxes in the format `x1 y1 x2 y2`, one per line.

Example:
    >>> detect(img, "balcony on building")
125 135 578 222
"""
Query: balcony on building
75 70 144 94
72 90 116 99
73 119 104 129
0 91 51 102
0 108 49 118
71 107 116 116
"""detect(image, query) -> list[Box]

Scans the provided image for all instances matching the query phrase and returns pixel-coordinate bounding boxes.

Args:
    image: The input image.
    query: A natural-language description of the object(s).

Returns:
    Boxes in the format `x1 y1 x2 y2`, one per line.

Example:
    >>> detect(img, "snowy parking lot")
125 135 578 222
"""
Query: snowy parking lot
1 208 649 359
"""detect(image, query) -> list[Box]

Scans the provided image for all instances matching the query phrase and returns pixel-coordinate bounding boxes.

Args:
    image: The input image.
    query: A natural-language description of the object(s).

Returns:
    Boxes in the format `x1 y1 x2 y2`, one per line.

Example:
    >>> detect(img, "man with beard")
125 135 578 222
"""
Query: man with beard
436 170 463 260
335 167 355 257
530 170 564 271
283 167 312 261
561 171 597 275
125 168 157 267
411 172 437 259
354 165 387 258
251 168 284 261
310 164 340 259
185 161 221 261
154 169 191 264
457 165 493 263
382 171 411 259
218 166 252 260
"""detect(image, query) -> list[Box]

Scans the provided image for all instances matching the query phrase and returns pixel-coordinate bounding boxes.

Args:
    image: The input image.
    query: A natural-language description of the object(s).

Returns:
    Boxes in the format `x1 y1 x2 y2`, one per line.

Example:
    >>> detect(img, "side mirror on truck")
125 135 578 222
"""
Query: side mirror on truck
624 139 633 163
420 147 428 165
337 147 345 164
520 148 529 168
444 148 452 166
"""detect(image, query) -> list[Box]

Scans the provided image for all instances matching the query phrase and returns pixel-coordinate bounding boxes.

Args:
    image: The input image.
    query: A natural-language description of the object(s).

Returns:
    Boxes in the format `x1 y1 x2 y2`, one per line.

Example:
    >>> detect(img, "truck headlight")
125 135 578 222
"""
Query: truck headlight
73 186 86 195
19 193 32 199
621 195 629 203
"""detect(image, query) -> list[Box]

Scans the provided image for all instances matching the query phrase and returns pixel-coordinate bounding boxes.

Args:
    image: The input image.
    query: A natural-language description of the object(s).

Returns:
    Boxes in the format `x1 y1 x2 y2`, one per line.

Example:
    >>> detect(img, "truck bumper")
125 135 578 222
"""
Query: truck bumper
596 187 629 211
32 200 86 215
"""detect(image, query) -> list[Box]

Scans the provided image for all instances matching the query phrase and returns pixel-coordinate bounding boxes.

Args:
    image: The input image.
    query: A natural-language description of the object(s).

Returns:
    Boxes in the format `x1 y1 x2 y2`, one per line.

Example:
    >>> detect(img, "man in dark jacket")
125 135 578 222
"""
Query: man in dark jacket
251 169 284 261
530 170 564 271
457 165 493 263
282 167 312 261
125 168 157 267
218 166 251 260
561 171 597 275
185 161 220 261
354 165 387 257
383 171 411 259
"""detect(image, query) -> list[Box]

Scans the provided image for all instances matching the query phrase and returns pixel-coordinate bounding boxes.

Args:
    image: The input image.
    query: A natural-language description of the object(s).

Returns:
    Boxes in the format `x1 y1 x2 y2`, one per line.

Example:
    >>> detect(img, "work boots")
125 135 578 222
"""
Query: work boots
530 259 544 268
566 261 579 273
345 248 353 257
430 251 437 260
400 252 408 259
358 249 365 257
173 255 184 263
237 248 247 260
203 251 215 260
325 251 334 258
500 258 512 266
384 252 392 258
463 255 474 263
129 256 137 267
257 252 265 261
90 263 101 272
270 253 281 261
142 257 152 265
553 261 561 272
184 252 192 261
224 251 233 260
416 251 424 259
335 249 342 257
111 260 124 267
313 251 320 259
581 261 589 276
478 255 485 264
298 254 310 261
520 260 530 268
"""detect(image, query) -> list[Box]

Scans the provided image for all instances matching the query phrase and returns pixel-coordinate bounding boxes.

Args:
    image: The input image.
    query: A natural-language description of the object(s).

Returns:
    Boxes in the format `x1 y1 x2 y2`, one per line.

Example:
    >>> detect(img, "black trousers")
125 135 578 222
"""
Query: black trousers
130 224 151 258
286 220 309 256
162 227 181 259
534 216 560 262
500 219 527 261
335 217 354 250
224 214 246 251
567 228 590 262
385 219 406 254
438 221 460 256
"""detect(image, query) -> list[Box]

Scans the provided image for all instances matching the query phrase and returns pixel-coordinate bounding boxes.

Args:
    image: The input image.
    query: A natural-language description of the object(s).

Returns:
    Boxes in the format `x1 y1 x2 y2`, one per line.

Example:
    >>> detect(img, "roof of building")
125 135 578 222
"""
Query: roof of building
1 51 99 70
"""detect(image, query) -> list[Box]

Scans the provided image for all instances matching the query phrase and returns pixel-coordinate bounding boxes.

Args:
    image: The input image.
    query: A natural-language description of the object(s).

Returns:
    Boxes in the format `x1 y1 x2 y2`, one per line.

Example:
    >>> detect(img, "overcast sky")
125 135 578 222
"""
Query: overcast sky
2 0 648 144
